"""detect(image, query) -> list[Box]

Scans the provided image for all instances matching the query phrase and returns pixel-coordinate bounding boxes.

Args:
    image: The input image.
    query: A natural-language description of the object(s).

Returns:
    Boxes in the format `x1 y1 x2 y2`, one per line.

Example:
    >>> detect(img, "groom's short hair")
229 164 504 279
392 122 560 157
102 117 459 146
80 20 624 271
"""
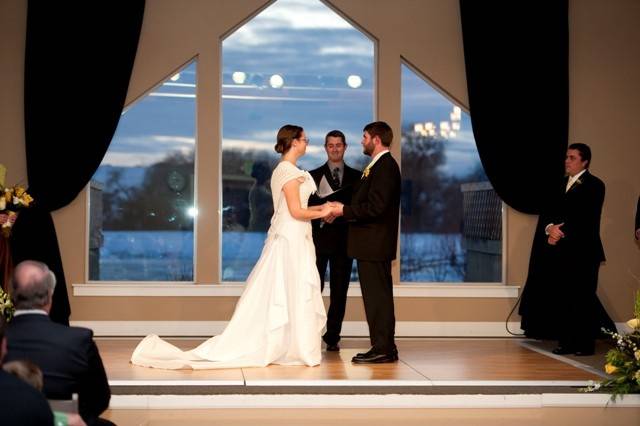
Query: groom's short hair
364 121 393 147
11 260 57 310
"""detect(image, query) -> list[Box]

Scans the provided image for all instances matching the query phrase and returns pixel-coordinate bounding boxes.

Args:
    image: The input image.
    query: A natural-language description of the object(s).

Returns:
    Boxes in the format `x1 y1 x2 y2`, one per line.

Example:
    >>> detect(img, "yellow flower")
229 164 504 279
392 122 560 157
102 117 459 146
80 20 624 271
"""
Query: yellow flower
0 197 5 211
635 350 640 361
627 318 640 329
21 193 33 207
361 167 370 179
14 186 25 197
4 188 12 203
604 363 618 375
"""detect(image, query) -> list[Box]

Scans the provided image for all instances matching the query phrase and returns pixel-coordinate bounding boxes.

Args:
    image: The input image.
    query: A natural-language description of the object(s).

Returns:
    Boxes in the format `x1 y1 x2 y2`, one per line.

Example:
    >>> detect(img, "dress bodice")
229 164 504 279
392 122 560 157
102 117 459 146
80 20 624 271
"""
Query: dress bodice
269 161 317 238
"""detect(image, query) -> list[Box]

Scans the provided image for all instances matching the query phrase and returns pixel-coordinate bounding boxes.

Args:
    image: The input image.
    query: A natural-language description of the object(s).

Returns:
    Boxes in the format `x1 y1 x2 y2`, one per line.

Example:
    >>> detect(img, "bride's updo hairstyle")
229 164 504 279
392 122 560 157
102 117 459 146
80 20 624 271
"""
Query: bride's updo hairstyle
275 124 303 154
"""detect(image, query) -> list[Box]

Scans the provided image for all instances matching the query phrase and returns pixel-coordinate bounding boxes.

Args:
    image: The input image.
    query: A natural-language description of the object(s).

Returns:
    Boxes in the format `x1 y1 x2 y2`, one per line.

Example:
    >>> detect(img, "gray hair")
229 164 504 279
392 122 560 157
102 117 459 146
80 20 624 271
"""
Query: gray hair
11 260 57 310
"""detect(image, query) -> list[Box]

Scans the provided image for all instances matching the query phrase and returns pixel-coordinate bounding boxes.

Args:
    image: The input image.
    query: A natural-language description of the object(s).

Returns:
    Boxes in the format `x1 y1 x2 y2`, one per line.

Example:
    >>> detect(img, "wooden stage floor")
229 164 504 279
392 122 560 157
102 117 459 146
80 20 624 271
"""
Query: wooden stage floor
98 338 640 424
99 337 606 394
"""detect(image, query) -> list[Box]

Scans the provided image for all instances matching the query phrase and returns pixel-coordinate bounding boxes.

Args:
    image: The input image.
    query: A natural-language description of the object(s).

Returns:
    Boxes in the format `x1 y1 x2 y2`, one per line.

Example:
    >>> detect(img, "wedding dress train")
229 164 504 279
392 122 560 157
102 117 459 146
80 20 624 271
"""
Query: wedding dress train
130 161 327 369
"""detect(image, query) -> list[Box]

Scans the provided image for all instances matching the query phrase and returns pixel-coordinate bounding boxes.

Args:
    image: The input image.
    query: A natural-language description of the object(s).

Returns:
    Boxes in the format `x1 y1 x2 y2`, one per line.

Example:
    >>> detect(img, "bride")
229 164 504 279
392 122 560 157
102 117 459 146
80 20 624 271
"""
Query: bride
131 125 333 369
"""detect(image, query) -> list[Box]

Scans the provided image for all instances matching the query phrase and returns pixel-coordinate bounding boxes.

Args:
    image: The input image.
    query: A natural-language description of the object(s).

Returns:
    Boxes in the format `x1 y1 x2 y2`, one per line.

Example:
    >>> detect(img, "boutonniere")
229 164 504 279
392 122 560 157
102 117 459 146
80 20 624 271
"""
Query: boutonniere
569 178 583 191
361 167 370 179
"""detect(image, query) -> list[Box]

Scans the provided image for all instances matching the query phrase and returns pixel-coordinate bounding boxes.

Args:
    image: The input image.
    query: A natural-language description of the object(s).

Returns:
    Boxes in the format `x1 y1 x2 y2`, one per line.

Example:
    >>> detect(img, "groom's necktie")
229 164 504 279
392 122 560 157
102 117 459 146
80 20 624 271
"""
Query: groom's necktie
332 167 341 187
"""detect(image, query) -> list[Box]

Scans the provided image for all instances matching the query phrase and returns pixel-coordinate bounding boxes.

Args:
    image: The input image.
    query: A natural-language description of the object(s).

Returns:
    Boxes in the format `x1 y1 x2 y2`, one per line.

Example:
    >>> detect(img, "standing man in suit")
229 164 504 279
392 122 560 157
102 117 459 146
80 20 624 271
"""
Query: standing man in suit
520 143 612 356
6 260 112 426
308 130 361 352
330 121 401 363
0 316 54 426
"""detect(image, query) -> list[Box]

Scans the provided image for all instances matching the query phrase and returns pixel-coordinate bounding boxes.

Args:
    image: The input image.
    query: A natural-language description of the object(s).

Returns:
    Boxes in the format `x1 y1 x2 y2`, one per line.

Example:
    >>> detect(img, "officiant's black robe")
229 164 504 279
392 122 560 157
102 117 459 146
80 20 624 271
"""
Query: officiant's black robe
519 170 614 343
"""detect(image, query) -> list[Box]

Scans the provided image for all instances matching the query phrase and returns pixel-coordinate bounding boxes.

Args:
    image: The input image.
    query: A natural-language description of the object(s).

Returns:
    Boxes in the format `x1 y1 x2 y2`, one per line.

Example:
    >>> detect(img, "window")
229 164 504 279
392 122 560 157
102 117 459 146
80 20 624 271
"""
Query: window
220 0 374 282
400 63 502 283
89 62 196 281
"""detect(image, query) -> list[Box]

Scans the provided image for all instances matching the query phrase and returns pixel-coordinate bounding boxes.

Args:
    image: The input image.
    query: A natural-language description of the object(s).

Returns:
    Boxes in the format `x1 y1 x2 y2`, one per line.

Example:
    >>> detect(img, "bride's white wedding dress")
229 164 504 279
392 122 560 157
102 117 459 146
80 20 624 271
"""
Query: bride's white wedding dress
130 161 327 369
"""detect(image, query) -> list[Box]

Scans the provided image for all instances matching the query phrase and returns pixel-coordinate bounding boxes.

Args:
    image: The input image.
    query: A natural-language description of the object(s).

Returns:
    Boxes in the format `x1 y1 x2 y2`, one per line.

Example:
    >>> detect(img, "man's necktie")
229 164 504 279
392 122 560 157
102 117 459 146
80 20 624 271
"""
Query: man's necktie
332 167 341 187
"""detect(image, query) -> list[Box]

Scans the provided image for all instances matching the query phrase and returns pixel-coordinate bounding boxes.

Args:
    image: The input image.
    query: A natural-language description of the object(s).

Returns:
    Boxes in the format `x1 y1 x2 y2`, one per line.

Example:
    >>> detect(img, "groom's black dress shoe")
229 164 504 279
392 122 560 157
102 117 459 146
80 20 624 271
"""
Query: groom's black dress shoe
352 351 398 364
354 348 375 359
355 348 398 359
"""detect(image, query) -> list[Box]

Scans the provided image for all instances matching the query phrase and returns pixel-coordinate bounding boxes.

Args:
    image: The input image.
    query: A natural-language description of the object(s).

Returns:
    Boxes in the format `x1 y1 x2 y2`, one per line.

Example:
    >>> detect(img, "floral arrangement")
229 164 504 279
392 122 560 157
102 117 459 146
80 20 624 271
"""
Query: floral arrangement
0 287 14 322
0 164 33 237
585 290 640 399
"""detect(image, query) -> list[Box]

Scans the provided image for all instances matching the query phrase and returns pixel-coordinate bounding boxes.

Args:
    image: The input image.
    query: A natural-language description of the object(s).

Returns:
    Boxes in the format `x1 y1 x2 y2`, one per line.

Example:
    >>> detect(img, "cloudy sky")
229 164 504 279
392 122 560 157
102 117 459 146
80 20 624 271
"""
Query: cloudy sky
100 0 481 177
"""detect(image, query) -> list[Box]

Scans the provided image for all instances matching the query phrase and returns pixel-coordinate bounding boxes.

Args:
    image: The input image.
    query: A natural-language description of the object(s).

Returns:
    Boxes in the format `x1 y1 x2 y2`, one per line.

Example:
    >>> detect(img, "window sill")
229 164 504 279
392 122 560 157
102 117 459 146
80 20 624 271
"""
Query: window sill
73 283 519 298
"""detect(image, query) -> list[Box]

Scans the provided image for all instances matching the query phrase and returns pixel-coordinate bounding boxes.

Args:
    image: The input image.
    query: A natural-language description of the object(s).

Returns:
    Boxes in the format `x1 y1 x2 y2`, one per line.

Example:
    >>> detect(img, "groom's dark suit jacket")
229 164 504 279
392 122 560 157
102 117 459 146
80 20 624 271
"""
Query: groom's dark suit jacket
6 313 111 425
308 162 361 255
343 152 401 261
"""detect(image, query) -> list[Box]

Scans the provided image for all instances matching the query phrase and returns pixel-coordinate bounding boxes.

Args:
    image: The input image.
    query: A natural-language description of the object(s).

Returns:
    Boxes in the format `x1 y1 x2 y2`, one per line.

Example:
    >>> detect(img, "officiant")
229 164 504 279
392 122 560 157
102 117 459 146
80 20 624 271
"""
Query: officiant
308 130 361 352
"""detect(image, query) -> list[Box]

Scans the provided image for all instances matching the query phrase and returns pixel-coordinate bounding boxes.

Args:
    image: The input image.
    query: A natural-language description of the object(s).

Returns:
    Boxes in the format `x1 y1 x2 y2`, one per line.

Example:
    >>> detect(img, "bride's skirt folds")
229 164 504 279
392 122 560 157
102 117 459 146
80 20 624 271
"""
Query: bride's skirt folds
130 230 326 370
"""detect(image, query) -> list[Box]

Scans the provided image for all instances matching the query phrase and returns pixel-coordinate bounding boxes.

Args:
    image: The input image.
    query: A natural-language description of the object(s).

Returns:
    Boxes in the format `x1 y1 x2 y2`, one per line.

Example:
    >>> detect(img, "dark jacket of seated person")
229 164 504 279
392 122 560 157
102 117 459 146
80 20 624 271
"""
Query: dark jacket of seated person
5 260 111 425
0 367 54 425
1 313 54 426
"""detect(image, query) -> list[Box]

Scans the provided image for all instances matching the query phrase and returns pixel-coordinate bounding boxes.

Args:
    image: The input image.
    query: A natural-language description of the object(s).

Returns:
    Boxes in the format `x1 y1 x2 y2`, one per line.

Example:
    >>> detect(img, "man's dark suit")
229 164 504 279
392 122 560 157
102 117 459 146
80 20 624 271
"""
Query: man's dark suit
343 152 401 354
309 162 361 345
6 314 111 425
519 170 613 349
0 369 54 426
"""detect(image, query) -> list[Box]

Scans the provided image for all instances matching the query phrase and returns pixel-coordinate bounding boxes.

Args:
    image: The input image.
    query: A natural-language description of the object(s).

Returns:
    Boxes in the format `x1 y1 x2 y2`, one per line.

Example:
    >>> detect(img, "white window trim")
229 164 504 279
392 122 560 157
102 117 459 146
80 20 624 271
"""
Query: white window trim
73 282 519 298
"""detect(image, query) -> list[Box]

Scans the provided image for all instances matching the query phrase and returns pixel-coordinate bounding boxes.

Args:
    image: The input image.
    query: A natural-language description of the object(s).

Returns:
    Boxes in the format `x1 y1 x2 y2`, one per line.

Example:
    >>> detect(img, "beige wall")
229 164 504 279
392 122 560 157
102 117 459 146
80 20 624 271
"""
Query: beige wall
1 0 638 325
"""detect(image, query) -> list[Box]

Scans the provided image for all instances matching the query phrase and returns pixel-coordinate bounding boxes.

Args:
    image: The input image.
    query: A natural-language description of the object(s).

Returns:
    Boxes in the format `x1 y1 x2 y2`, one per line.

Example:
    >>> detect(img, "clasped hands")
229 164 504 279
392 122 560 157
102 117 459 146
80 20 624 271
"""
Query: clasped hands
319 201 344 224
547 222 565 245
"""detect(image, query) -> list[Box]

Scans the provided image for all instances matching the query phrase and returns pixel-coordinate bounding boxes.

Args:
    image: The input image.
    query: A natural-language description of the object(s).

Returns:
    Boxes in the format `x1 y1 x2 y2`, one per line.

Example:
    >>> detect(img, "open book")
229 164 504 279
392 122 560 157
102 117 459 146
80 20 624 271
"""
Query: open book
316 175 347 199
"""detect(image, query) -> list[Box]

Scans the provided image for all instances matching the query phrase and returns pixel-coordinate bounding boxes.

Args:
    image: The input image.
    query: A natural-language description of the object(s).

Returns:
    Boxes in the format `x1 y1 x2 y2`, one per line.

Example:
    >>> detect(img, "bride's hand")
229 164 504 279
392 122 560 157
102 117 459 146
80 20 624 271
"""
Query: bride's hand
320 203 335 219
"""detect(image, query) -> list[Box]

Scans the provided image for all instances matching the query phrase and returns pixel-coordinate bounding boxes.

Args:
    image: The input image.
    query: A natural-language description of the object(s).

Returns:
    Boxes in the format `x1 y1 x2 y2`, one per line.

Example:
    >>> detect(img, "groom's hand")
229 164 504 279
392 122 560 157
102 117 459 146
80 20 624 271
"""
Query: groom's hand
331 202 344 217
324 215 336 224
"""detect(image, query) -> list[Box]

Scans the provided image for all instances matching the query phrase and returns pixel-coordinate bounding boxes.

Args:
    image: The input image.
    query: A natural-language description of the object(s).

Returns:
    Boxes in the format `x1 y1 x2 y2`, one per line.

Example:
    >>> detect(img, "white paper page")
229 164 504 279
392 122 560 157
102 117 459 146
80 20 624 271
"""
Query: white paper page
316 175 336 198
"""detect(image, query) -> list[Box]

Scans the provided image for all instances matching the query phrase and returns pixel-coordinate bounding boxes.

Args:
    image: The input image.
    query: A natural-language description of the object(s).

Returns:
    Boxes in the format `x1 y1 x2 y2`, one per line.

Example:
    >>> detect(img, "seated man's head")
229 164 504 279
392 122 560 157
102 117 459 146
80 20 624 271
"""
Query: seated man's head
11 260 56 314
2 359 44 390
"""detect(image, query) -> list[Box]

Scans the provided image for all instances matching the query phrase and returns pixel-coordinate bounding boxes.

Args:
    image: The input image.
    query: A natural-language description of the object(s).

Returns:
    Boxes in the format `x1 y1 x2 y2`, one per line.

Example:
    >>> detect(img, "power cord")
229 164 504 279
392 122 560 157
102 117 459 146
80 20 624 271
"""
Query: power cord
505 286 525 336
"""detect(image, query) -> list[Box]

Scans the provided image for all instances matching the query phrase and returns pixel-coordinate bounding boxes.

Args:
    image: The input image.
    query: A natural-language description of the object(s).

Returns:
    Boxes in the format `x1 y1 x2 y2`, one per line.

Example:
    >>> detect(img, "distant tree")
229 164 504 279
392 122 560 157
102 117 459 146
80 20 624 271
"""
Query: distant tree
401 131 490 235
103 151 195 230
101 168 130 227
101 148 283 231
400 131 447 232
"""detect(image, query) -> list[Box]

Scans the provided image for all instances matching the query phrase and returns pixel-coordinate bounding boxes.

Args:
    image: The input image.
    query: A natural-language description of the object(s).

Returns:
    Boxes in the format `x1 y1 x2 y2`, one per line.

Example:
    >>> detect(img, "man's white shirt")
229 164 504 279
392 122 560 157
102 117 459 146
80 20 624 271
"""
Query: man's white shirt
565 169 587 192
14 309 48 317
364 150 389 171
546 169 588 235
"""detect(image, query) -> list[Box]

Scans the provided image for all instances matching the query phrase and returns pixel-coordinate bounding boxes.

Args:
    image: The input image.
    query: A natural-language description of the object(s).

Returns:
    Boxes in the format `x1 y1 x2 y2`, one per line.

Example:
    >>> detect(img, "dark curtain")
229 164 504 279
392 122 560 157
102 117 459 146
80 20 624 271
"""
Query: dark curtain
460 2 614 340
10 1 145 324
459 0 568 214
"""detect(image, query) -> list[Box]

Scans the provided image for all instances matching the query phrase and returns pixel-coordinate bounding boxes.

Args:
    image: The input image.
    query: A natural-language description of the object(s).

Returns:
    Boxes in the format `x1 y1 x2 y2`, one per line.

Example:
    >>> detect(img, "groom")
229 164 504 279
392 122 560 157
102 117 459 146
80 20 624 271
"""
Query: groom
329 121 401 363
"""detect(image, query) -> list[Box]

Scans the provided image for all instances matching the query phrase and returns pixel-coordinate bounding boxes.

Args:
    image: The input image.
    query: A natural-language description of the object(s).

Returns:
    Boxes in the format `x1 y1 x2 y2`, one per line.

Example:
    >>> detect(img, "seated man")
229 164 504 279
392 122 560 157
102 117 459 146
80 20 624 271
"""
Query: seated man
6 260 112 426
3 359 87 426
0 316 54 425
